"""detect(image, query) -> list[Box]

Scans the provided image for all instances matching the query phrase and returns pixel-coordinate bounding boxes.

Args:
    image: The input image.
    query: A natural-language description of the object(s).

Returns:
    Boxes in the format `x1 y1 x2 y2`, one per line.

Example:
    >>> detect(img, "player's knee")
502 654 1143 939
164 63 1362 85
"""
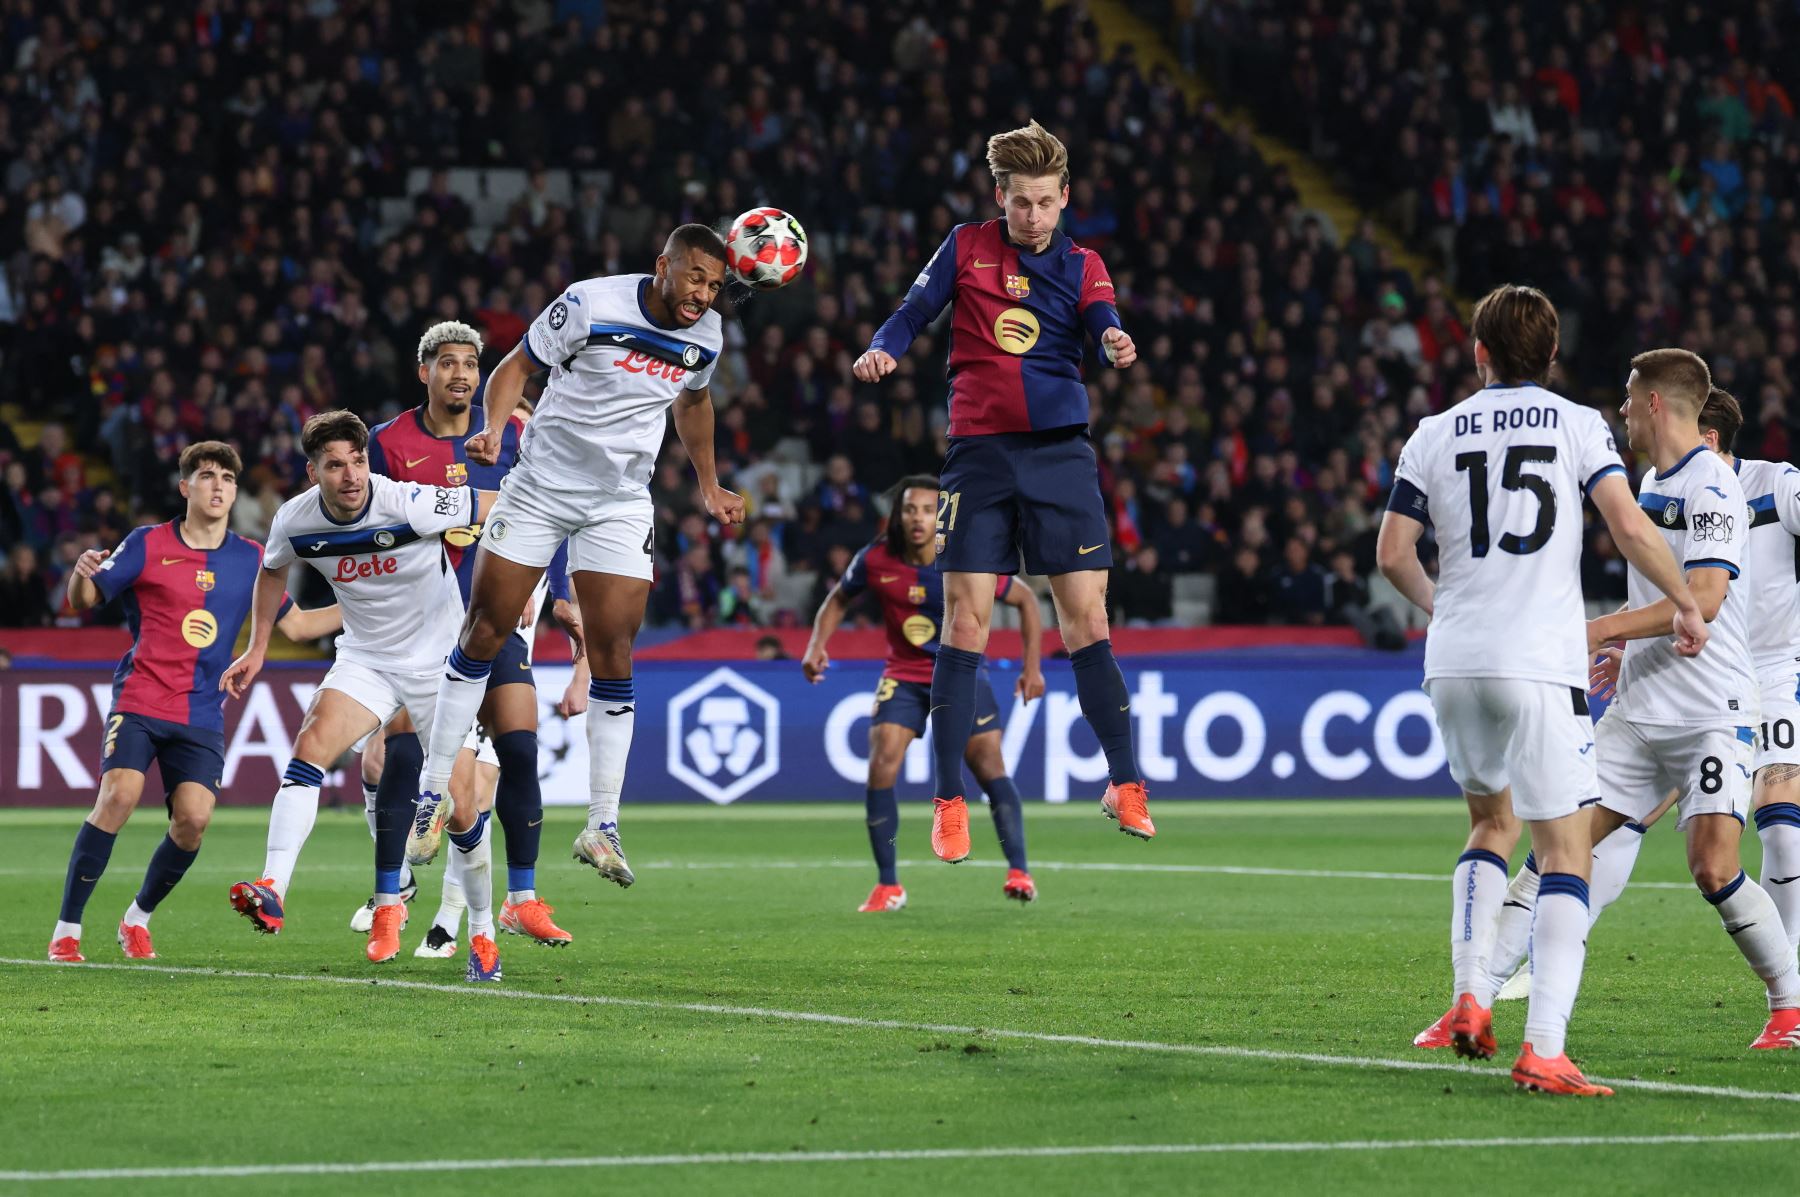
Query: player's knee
867 756 903 789
91 787 135 825
459 604 512 657
1059 608 1111 653
169 809 209 849
1692 860 1741 895
943 607 990 651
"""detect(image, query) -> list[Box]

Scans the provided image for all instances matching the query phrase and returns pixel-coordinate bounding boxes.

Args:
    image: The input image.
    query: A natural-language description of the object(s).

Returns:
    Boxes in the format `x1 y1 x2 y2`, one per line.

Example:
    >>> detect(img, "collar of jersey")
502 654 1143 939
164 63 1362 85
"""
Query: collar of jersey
317 488 373 527
170 517 227 554
413 404 480 443
1482 380 1542 390
636 278 677 330
1654 443 1707 481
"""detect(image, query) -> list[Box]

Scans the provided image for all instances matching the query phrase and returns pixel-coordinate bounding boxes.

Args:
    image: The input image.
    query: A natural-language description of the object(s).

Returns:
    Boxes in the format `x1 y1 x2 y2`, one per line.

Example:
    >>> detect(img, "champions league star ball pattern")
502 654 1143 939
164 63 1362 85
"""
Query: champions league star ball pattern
726 207 808 289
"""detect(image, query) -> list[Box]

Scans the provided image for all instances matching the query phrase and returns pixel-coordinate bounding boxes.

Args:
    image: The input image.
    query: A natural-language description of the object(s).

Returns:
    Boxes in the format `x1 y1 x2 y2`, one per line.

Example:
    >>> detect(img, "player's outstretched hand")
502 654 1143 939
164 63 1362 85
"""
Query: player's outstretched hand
220 649 264 699
704 484 746 527
1101 327 1137 368
801 646 828 683
852 349 897 383
72 548 109 579
1672 604 1710 658
1587 646 1623 700
464 428 502 467
1015 666 1045 703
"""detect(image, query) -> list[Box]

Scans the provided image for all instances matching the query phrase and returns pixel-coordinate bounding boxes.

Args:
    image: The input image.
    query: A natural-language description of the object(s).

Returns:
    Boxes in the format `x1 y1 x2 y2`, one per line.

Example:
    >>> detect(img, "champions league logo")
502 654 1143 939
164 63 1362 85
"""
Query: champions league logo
548 301 568 330
666 667 780 804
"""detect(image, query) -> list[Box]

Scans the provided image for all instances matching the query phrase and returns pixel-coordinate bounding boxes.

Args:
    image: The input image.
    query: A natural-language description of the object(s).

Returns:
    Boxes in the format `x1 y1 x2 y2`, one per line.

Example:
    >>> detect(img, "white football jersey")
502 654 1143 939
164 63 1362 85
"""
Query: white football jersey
1392 383 1623 688
1612 446 1756 727
1733 456 1800 680
264 473 476 674
518 273 723 495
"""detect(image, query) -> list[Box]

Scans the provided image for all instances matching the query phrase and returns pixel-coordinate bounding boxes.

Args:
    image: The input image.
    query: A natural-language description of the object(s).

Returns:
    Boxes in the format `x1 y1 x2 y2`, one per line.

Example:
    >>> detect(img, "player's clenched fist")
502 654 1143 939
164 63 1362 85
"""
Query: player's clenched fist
71 548 110 579
801 646 829 683
853 349 897 383
464 428 502 466
704 483 746 526
1101 327 1136 368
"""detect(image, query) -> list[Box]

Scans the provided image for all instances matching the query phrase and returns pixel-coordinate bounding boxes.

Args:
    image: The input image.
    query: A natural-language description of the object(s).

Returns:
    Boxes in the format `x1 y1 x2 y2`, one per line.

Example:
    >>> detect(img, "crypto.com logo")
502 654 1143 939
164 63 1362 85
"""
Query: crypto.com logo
666 667 780 804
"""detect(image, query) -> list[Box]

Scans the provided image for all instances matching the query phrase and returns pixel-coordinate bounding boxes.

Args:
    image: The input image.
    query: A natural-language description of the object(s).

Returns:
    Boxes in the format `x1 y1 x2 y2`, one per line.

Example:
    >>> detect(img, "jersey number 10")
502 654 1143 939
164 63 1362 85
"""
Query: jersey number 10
1455 445 1558 558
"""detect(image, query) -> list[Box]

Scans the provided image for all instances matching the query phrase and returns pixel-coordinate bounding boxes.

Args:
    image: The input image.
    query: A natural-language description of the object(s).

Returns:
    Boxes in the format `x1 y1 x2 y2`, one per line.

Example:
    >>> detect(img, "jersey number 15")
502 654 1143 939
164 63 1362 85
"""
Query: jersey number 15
1455 445 1557 558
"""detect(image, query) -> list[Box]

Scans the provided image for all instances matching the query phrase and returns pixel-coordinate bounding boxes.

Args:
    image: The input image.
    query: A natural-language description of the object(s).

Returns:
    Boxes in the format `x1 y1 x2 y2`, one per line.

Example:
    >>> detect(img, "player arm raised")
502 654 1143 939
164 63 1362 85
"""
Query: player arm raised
1003 579 1046 700
854 231 959 382
673 385 745 526
1585 473 1710 656
466 344 533 467
221 565 289 697
65 549 108 610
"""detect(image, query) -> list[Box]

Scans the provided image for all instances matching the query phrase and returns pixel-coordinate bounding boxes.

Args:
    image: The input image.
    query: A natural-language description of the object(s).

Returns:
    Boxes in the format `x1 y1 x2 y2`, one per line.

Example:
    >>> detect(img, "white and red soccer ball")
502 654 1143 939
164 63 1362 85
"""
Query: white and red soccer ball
726 207 808 289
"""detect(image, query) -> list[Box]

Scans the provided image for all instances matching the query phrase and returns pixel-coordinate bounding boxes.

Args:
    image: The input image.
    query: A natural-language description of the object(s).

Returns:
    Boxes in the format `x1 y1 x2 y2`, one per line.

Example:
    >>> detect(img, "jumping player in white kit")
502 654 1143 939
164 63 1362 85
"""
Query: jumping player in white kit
1379 287 1708 1095
409 224 746 900
221 410 501 978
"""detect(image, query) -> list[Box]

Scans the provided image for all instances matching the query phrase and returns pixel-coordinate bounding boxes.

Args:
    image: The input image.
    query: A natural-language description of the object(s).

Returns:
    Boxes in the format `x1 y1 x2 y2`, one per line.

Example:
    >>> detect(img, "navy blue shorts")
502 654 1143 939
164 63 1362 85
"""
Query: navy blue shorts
938 428 1113 575
100 711 225 808
871 675 1002 737
486 631 534 692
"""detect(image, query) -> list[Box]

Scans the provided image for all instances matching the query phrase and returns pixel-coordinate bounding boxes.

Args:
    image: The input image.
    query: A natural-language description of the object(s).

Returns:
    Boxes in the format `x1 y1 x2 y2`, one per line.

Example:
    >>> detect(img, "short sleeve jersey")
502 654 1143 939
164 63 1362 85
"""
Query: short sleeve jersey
516 274 723 495
1612 445 1756 727
1389 383 1624 688
1733 457 1800 681
265 474 476 674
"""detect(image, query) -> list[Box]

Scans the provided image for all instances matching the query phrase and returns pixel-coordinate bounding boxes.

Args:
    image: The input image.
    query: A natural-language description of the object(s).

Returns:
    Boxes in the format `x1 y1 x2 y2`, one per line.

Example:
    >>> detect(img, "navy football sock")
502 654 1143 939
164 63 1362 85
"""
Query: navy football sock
1070 640 1141 786
929 646 983 800
492 730 542 893
980 774 1029 871
59 822 118 924
865 786 900 885
134 833 200 913
375 732 423 896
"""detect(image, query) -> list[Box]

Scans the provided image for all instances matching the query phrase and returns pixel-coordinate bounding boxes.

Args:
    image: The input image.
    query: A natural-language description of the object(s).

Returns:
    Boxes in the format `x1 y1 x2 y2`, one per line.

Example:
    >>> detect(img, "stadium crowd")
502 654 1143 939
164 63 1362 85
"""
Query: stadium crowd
0 0 1668 637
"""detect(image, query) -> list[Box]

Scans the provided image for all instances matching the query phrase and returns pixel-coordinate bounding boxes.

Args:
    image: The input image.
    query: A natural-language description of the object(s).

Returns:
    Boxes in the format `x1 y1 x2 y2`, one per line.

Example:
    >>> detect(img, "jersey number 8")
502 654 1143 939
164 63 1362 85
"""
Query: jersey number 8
1455 445 1558 558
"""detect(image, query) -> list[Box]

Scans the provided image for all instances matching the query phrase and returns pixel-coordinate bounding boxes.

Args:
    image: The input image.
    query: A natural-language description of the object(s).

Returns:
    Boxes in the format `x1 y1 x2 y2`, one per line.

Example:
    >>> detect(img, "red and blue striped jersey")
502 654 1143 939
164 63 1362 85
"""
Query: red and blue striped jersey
367 405 568 603
840 541 1011 683
92 520 291 731
869 220 1122 436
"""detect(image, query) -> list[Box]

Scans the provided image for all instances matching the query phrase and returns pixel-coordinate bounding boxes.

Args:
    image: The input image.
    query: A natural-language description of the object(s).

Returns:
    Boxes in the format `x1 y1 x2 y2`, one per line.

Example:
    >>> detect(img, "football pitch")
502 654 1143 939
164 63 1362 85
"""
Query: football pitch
2 801 1797 1195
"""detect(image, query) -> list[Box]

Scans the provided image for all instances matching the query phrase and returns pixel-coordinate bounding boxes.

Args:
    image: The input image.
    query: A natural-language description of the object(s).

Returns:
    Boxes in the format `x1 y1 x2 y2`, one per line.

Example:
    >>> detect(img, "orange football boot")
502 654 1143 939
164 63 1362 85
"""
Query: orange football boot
366 902 405 962
1447 992 1496 1060
116 923 156 960
1101 782 1156 839
499 898 572 946
931 797 970 863
47 936 84 963
1750 1007 1800 1050
1413 1007 1454 1049
857 884 908 913
1002 869 1037 902
1512 1043 1613 1096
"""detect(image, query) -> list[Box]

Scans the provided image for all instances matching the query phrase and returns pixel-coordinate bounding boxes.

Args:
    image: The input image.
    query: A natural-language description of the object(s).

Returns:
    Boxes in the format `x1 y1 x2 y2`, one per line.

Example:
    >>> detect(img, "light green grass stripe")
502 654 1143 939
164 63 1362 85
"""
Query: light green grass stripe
2 957 1791 1105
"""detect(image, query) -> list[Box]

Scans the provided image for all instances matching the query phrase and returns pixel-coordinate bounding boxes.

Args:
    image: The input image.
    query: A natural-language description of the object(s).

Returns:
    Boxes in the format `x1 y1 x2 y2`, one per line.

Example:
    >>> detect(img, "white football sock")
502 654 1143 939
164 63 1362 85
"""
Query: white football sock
1451 849 1509 1005
362 778 379 840
435 827 470 935
452 816 494 939
1523 877 1590 1058
1755 808 1800 951
1485 859 1540 993
122 900 152 928
1709 872 1800 1009
53 919 80 942
587 682 635 831
424 651 492 794
1587 822 1646 928
263 763 323 897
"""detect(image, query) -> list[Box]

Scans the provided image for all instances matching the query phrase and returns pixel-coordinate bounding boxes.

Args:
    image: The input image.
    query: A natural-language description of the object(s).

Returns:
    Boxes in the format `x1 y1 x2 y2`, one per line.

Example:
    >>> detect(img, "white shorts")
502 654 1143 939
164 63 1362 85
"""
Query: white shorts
1755 672 1800 771
321 659 441 749
1595 710 1754 830
481 465 653 581
1425 677 1598 821
462 725 500 768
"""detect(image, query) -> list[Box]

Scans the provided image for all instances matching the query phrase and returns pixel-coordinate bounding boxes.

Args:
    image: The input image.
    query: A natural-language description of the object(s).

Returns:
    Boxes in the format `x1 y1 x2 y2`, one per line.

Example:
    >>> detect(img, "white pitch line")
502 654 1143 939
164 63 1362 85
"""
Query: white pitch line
0 858 1703 889
7 1132 1800 1181
3 957 1793 1105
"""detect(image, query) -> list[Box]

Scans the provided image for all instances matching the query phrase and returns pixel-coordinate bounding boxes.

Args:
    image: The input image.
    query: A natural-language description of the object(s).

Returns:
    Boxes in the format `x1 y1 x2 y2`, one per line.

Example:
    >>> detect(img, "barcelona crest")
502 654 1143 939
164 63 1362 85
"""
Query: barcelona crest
194 569 215 593
907 584 926 606
446 461 468 485
1005 274 1030 299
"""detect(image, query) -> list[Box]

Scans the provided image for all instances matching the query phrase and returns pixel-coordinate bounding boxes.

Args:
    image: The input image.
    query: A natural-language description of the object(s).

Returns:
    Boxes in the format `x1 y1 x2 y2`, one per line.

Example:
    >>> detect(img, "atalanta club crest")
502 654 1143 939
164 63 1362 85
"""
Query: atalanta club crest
1005 274 1031 299
1663 500 1680 526
682 344 702 369
194 569 215 592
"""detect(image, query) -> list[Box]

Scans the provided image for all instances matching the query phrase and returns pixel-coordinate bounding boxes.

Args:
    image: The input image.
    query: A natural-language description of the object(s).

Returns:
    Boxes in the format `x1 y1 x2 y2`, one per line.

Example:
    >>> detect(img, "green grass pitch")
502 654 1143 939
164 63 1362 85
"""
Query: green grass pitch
2 800 1797 1194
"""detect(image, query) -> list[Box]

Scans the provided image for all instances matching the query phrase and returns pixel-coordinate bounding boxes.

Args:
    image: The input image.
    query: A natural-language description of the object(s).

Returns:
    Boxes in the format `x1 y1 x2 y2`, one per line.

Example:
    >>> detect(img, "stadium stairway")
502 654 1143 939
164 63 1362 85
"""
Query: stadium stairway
1061 0 1450 306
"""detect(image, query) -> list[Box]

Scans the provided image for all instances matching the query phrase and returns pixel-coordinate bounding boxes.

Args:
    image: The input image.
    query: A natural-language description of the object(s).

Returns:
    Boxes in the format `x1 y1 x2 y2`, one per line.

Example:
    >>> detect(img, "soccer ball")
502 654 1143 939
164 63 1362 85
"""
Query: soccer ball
726 207 808 289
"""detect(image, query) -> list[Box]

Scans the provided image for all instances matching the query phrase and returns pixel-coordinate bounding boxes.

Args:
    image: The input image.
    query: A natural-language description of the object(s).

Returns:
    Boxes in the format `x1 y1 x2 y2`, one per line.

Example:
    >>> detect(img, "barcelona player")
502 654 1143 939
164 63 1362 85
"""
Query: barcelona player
361 321 583 953
48 442 341 962
804 476 1046 910
854 120 1151 862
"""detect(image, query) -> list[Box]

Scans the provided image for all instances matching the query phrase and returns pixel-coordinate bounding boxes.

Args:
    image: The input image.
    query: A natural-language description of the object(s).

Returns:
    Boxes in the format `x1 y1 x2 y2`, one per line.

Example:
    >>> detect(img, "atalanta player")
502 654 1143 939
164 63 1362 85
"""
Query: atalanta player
361 322 583 955
854 120 1152 862
48 442 340 963
804 476 1045 910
